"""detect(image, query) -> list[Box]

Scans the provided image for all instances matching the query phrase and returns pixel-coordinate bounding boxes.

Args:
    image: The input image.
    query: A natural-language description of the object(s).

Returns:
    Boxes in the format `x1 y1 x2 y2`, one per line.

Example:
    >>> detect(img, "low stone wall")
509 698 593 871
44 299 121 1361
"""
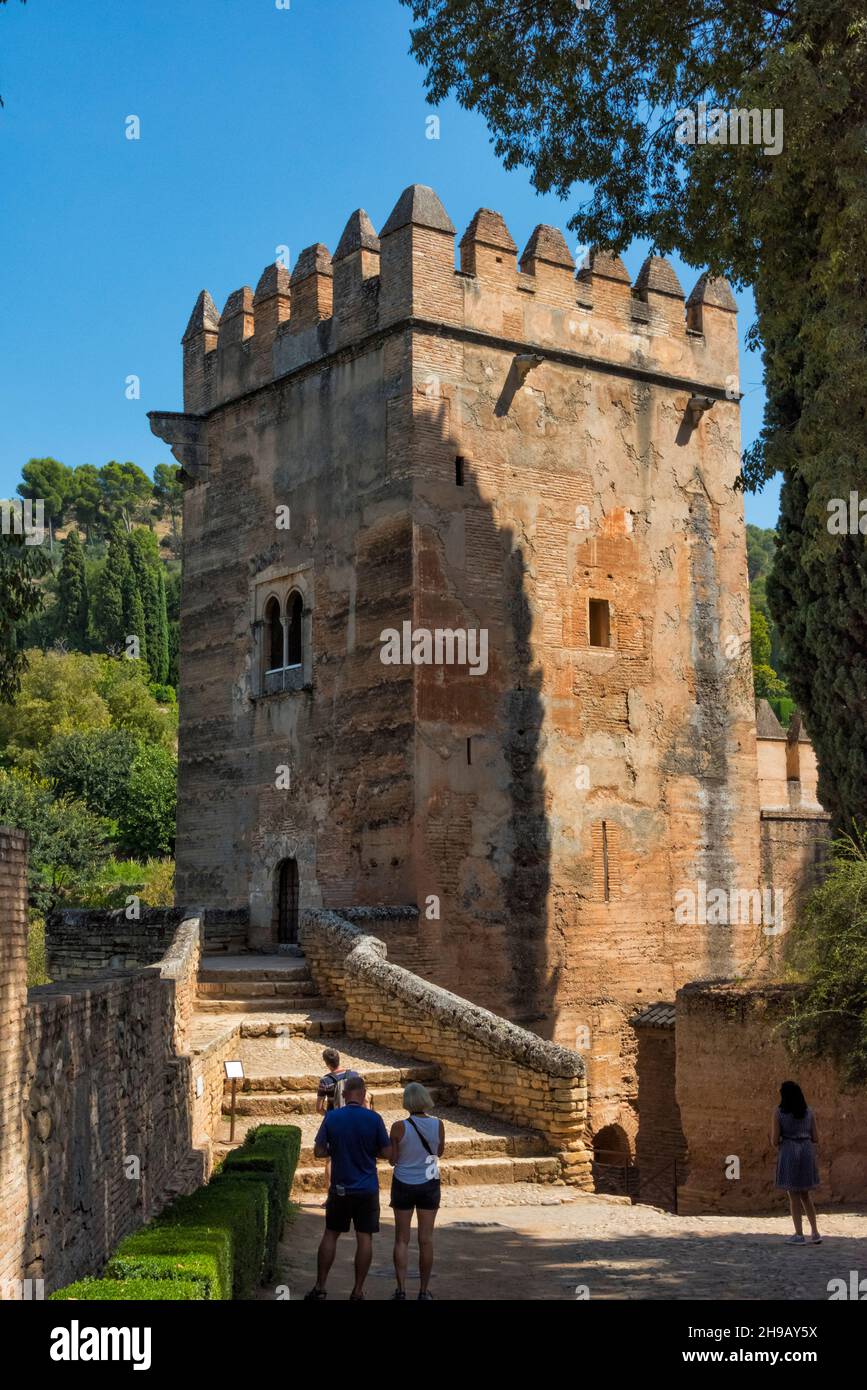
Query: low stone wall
676 981 867 1214
0 831 217 1296
300 910 591 1182
200 907 249 954
47 905 249 979
46 907 186 979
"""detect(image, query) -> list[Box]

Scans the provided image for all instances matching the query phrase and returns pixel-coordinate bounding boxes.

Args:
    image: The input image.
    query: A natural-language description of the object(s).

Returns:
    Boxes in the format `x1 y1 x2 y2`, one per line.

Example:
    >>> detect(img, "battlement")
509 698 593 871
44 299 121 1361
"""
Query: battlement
178 183 739 414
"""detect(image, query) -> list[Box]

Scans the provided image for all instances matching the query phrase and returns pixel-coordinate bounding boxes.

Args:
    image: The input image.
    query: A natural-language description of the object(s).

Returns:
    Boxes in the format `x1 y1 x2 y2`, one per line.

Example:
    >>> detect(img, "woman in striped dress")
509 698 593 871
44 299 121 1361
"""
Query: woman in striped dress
772 1081 821 1245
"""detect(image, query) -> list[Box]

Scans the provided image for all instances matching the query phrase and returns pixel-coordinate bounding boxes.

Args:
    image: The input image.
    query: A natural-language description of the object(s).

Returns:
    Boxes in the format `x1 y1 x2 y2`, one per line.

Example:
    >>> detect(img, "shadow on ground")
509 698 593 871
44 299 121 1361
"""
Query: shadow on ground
260 1204 867 1302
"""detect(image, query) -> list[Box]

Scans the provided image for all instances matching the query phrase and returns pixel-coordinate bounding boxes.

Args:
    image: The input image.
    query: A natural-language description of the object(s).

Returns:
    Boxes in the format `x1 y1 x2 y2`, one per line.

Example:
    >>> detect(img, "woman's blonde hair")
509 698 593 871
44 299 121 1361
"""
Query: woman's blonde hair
403 1081 433 1113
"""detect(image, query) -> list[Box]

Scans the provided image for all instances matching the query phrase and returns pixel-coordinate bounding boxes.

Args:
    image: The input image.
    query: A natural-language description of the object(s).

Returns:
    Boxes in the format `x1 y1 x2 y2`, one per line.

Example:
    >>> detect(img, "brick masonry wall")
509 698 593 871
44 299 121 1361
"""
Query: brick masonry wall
633 1026 688 1188
300 909 592 1185
0 829 29 1297
0 840 214 1296
676 981 867 1214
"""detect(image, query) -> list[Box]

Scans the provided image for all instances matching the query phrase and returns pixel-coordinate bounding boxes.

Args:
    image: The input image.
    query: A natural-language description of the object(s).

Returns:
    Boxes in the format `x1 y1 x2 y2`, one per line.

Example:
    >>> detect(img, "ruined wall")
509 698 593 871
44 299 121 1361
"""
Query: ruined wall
676 981 867 1213
0 835 214 1296
300 909 591 1183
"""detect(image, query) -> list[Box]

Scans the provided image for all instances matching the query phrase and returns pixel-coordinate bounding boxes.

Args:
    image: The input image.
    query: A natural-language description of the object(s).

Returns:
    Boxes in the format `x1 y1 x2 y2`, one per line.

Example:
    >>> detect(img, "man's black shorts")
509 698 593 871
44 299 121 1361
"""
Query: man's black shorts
325 1188 381 1234
390 1176 441 1212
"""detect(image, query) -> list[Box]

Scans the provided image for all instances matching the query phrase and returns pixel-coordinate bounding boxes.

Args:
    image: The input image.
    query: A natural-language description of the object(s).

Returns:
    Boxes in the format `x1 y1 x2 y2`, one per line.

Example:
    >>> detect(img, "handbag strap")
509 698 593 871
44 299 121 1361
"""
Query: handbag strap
406 1115 434 1156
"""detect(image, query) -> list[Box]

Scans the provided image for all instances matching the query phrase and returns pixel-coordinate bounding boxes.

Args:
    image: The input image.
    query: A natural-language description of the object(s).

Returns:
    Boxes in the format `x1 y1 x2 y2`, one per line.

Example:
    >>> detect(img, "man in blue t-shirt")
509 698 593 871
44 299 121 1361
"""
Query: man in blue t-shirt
304 1075 391 1301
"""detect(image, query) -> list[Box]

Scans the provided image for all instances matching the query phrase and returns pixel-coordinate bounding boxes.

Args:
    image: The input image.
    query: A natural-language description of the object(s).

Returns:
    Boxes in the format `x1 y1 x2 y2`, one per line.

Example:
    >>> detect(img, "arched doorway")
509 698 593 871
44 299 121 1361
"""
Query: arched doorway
275 858 299 945
591 1124 636 1198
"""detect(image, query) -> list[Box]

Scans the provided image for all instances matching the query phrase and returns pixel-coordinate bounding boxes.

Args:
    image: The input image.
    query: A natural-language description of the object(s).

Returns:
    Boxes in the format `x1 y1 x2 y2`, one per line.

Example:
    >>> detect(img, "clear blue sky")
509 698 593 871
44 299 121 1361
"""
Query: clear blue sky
0 0 779 527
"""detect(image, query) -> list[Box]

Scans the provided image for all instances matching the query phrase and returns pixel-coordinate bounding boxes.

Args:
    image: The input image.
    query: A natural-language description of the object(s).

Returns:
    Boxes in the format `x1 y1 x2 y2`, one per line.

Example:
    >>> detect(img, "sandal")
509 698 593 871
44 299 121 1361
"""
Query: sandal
303 1286 327 1300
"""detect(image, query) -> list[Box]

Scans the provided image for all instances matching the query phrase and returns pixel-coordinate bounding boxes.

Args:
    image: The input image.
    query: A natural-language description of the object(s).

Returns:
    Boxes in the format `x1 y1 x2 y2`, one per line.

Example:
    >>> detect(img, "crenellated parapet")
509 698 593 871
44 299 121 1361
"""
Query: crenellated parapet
166 183 740 423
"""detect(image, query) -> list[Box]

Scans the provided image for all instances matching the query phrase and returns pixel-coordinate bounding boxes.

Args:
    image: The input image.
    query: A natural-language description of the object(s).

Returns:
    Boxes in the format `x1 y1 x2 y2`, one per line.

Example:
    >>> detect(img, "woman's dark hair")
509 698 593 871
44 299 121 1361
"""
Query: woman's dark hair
779 1081 808 1119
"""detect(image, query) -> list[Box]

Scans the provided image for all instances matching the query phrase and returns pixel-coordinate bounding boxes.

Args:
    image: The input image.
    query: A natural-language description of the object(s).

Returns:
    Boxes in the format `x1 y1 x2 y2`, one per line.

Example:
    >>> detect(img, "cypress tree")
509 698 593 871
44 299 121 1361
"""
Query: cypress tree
122 564 147 666
121 562 144 662
768 477 867 830
127 533 160 680
155 567 170 685
92 527 130 650
56 530 89 649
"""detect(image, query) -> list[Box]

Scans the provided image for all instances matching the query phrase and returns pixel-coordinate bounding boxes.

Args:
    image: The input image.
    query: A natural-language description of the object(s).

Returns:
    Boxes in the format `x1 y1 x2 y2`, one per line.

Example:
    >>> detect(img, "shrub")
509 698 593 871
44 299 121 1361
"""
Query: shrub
50 1277 204 1301
154 1174 268 1299
27 912 49 987
0 768 110 913
44 727 139 821
106 1225 230 1301
224 1124 301 1231
782 830 867 1086
116 743 177 857
68 855 174 910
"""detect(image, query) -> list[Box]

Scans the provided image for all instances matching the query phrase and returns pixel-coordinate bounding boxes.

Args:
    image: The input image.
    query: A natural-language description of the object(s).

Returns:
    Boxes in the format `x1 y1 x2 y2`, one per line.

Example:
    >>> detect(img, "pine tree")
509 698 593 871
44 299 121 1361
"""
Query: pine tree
56 530 89 649
92 527 130 650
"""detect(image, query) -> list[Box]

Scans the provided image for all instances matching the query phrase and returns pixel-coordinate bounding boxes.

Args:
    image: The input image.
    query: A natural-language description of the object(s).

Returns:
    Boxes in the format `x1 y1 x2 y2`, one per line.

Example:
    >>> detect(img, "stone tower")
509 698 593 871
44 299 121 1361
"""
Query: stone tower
151 184 764 1138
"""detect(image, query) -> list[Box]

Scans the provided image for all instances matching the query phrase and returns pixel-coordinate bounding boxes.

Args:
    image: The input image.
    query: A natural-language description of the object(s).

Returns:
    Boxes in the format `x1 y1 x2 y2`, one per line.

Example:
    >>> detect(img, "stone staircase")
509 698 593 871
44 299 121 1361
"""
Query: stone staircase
194 954 566 1194
195 954 344 1038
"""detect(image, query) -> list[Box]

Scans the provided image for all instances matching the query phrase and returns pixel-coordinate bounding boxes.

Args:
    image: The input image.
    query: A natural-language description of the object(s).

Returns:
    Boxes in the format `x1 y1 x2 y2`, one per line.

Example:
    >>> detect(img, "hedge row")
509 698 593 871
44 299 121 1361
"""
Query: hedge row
49 1124 301 1301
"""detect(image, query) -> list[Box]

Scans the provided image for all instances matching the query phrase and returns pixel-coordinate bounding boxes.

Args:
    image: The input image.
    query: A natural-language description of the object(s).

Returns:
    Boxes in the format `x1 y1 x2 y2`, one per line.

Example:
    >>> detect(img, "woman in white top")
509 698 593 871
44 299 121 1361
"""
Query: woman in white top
388 1082 445 1300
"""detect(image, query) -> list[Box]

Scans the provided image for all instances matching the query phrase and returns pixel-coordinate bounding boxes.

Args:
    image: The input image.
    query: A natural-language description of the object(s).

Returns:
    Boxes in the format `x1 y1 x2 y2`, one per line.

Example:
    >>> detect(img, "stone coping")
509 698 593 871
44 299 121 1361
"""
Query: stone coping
303 909 584 1081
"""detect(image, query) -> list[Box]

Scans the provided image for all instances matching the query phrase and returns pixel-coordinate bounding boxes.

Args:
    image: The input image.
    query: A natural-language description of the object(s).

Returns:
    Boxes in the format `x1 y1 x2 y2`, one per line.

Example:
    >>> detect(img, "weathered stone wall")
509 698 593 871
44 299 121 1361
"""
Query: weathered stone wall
760 809 831 940
153 184 768 1139
47 906 247 977
0 837 216 1296
300 909 591 1184
0 829 29 1297
47 907 185 978
676 981 867 1213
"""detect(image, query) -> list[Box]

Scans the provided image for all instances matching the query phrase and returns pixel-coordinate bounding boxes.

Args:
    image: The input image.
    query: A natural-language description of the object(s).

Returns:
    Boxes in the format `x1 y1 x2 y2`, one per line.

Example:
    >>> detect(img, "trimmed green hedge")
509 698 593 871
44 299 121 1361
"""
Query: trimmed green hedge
50 1277 204 1301
222 1123 302 1279
106 1225 231 1301
49 1124 302 1302
157 1176 268 1299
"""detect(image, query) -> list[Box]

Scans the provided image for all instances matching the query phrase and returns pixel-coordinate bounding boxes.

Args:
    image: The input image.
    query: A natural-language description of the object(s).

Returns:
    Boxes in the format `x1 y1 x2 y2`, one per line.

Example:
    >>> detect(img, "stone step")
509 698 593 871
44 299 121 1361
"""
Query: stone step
195 995 324 1014
189 1009 346 1039
234 1061 441 1094
294 1127 547 1168
199 962 312 985
290 1154 562 1193
197 979 318 1000
223 1084 458 1117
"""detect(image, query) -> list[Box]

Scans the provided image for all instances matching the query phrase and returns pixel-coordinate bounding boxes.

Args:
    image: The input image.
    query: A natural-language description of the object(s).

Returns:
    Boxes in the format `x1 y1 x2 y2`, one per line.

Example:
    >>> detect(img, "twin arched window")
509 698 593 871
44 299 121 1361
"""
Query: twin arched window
264 590 304 676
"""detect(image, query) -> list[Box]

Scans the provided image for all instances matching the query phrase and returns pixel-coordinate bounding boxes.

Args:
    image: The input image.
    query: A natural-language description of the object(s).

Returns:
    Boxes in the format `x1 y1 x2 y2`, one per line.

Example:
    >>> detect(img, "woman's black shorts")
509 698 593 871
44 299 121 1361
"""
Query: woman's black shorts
390 1176 441 1212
